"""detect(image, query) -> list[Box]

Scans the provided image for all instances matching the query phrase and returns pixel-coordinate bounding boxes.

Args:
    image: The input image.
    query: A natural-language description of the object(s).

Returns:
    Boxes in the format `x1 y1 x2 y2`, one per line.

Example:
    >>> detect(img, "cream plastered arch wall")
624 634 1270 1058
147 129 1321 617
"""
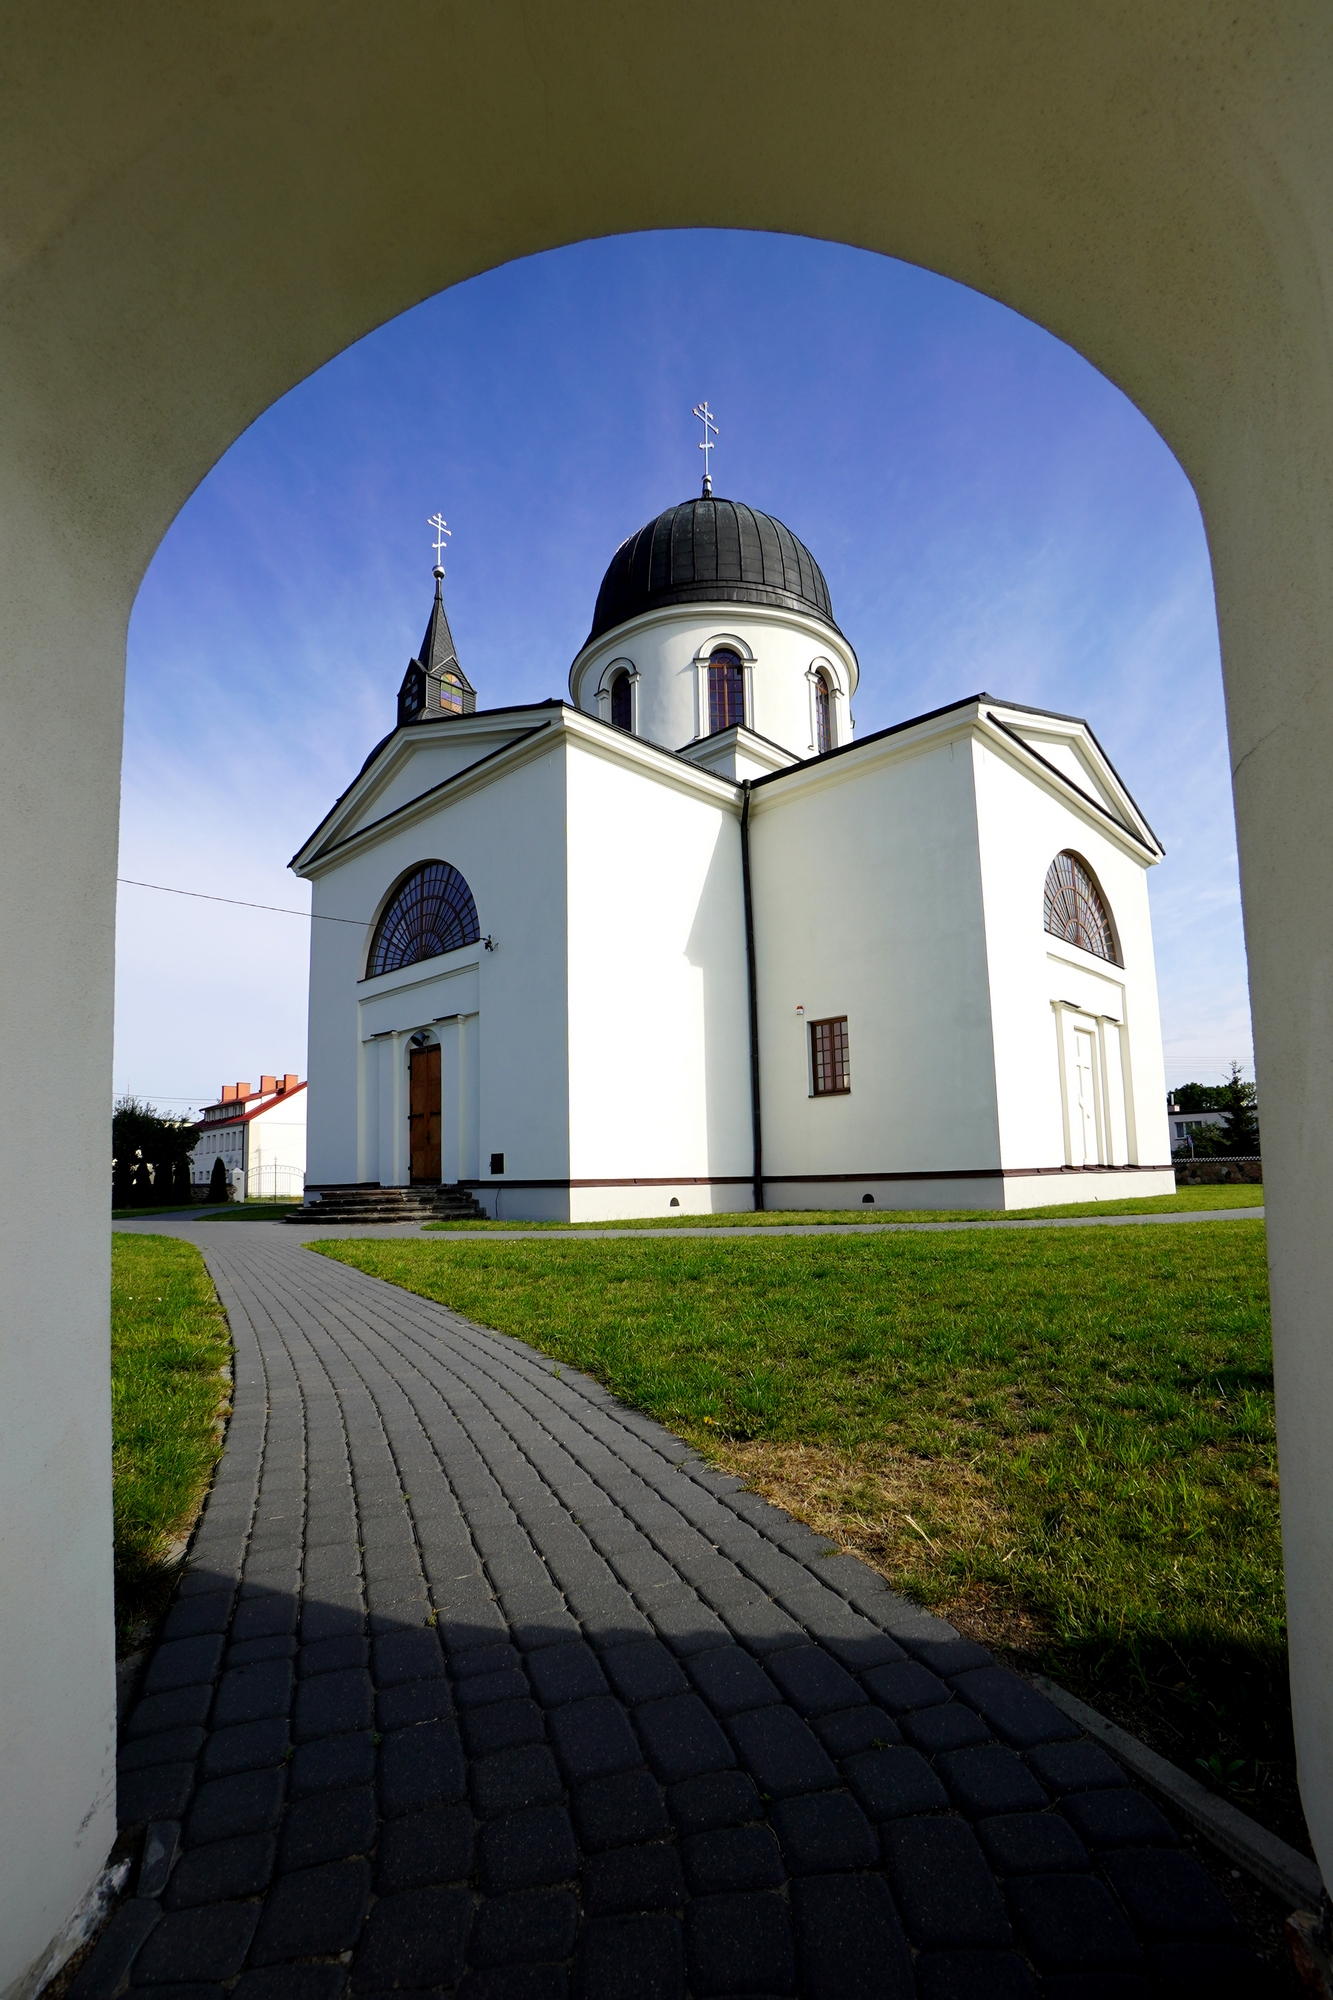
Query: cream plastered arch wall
2 4 1331 1985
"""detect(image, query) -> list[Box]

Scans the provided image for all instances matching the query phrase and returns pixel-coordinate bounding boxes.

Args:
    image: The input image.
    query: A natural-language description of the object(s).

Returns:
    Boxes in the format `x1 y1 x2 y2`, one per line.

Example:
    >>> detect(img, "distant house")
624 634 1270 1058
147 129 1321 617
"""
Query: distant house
191 1075 307 1198
1167 1104 1226 1151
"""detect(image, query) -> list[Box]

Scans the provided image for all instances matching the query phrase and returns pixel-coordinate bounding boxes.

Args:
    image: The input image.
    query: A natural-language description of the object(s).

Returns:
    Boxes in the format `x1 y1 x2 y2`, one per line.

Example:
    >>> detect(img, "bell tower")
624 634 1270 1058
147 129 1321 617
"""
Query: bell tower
397 518 477 725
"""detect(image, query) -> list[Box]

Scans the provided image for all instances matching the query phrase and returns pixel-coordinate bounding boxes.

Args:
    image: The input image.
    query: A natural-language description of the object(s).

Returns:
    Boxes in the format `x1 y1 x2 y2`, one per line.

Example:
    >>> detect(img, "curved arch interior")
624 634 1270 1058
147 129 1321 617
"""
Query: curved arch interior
11 14 1333 1973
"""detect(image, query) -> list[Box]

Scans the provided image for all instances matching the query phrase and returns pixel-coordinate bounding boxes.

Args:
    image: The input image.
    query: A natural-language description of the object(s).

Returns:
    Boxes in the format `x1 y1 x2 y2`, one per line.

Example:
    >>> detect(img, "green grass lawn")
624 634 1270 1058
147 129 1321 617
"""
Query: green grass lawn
317 1219 1300 1843
425 1184 1262 1230
112 1234 231 1649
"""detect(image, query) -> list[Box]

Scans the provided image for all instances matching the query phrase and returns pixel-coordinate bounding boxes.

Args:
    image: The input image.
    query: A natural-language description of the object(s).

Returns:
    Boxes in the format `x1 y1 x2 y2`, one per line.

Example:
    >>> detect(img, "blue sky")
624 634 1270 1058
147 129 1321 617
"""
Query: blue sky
115 228 1250 1115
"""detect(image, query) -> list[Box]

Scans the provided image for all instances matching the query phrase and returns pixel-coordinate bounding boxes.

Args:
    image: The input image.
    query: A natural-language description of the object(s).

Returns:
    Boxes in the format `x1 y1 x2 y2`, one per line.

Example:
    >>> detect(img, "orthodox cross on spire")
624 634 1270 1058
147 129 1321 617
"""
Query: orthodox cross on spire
428 512 451 576
693 401 718 495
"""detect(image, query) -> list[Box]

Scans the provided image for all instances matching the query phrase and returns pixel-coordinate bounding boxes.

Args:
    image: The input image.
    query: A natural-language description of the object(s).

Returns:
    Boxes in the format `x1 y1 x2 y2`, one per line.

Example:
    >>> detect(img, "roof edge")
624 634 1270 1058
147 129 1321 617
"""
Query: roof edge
288 700 566 870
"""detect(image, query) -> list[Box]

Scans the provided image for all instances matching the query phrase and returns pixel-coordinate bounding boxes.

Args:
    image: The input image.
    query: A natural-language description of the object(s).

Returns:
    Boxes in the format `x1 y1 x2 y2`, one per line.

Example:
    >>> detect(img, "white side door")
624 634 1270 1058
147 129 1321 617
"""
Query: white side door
1072 1026 1100 1166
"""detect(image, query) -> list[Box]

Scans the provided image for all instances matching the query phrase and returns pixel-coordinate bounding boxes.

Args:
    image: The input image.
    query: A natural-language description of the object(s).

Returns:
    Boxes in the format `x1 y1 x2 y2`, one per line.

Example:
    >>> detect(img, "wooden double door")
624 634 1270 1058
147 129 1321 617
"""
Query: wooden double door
409 1043 442 1182
408 1021 481 1185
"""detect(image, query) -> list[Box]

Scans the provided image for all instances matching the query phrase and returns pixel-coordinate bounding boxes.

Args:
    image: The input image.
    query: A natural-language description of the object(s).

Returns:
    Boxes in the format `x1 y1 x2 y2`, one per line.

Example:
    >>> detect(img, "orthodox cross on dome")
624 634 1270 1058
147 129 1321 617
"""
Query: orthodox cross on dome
693 401 718 496
428 512 451 575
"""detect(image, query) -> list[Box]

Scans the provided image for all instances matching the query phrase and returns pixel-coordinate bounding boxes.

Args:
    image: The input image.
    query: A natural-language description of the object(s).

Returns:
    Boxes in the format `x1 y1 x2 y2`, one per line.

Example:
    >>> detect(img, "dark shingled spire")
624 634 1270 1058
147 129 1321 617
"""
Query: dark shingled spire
397 567 477 725
418 569 462 678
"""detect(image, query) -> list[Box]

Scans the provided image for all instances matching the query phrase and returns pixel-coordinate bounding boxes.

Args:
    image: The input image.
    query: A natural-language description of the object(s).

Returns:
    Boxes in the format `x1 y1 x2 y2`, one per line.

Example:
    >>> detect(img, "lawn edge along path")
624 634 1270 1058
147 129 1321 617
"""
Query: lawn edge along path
316 1220 1294 1848
88 1225 1276 1995
111 1232 233 1654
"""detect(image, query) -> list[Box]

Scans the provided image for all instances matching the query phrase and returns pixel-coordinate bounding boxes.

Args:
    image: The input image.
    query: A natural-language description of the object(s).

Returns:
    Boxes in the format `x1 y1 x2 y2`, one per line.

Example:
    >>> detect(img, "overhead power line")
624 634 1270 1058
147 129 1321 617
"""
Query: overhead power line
114 1093 203 1102
117 878 370 926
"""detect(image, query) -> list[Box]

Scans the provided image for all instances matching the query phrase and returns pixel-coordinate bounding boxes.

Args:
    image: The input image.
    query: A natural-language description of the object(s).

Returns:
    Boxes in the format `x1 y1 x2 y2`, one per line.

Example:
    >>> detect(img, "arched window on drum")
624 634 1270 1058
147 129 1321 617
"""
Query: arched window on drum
707 648 746 734
367 861 481 978
813 670 833 754
610 669 633 732
1042 851 1120 964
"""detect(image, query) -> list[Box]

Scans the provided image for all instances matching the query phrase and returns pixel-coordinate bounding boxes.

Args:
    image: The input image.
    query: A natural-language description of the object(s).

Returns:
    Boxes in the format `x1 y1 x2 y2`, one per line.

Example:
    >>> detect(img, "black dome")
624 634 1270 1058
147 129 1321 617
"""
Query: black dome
586 496 841 647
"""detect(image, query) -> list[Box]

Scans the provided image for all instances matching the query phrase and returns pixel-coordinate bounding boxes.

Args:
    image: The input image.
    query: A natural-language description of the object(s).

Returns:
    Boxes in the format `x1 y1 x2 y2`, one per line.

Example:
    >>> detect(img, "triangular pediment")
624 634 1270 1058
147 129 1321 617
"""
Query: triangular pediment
984 701 1161 856
290 706 560 871
1002 723 1121 816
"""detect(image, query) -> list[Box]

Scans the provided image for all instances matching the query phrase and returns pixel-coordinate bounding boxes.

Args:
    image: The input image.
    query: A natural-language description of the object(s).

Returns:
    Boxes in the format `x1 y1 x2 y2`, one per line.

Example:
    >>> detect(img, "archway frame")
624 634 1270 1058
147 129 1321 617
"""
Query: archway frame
3 7 1332 1986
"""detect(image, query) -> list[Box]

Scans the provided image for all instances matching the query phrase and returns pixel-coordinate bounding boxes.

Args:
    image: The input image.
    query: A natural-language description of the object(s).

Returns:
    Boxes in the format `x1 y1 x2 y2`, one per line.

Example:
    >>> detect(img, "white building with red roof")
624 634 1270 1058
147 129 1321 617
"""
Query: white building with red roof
191 1073 307 1199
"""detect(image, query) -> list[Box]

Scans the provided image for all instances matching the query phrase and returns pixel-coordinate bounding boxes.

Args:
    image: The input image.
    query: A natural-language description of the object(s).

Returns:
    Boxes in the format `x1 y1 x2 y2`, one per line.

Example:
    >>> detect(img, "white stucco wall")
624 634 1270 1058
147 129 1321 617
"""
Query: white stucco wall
745 708 1173 1212
244 1089 307 1197
569 602 858 761
749 724 1003 1209
563 736 752 1219
972 733 1174 1205
301 719 758 1222
300 740 571 1195
300 702 1174 1226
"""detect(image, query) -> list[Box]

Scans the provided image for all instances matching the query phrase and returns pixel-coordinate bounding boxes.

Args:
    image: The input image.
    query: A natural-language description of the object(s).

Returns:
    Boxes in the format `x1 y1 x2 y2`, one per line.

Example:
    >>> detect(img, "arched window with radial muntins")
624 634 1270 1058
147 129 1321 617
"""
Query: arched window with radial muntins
610 670 632 732
814 670 832 754
368 861 481 978
708 648 745 733
1043 851 1119 963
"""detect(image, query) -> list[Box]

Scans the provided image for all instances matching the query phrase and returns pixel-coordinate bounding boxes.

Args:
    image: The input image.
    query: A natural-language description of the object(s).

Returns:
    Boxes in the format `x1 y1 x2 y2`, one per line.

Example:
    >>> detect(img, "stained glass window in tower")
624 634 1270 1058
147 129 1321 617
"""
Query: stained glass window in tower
708 649 745 733
1043 851 1119 963
368 861 481 977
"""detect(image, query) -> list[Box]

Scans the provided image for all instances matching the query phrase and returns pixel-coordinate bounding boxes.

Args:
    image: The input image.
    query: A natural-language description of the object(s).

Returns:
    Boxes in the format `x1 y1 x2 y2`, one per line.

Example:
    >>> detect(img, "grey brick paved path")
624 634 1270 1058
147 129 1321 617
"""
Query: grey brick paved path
87 1233 1267 1999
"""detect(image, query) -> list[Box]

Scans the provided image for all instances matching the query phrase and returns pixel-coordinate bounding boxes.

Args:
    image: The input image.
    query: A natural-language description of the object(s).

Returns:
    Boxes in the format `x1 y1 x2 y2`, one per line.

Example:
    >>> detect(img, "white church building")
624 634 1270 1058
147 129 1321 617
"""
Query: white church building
292 484 1173 1220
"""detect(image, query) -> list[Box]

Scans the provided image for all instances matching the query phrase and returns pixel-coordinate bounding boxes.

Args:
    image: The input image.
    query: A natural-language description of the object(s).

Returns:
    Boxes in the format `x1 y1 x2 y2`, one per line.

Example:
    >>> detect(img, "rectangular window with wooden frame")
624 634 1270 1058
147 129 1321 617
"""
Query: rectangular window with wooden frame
810 1016 850 1096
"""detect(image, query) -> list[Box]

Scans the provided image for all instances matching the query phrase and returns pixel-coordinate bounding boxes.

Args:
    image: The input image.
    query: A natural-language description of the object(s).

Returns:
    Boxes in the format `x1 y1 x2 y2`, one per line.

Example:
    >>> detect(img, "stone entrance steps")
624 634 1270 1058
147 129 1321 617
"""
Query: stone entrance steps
285 1182 487 1224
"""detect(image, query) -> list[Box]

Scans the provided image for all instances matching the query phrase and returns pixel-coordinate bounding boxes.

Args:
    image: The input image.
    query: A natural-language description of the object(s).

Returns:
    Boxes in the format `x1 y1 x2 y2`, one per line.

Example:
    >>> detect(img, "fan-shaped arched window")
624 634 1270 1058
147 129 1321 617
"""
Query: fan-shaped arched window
708 649 746 733
814 670 832 754
1043 851 1119 963
610 670 633 732
368 861 480 978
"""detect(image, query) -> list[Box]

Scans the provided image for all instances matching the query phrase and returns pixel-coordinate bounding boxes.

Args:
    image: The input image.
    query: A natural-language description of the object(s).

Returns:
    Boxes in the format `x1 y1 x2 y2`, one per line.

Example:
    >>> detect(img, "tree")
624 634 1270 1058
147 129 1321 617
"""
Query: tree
112 1096 200 1208
1172 1120 1228 1158
1169 1081 1227 1113
207 1156 229 1203
1217 1061 1260 1156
